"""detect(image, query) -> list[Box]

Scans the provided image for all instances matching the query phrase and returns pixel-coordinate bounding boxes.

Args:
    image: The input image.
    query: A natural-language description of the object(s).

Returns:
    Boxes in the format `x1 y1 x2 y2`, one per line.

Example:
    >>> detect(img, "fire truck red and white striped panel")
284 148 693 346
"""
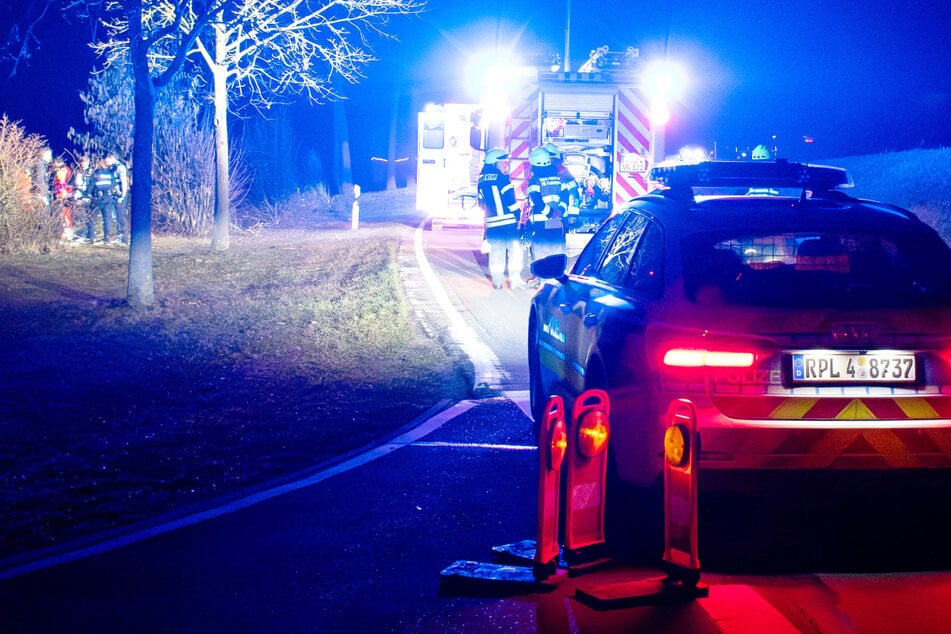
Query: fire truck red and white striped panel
507 87 539 201
614 86 652 204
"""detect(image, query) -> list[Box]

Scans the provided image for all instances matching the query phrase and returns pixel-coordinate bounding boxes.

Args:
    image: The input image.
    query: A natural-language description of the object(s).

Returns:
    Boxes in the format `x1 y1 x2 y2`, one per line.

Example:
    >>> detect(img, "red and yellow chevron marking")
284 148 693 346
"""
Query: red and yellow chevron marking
713 395 951 421
700 395 951 468
701 425 951 469
509 118 533 143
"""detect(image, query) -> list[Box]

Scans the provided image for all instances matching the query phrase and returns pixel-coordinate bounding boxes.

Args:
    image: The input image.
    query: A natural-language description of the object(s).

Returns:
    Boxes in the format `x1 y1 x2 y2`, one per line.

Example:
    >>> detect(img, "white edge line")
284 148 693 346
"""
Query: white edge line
414 219 506 388
413 442 536 451
504 389 533 422
0 400 477 582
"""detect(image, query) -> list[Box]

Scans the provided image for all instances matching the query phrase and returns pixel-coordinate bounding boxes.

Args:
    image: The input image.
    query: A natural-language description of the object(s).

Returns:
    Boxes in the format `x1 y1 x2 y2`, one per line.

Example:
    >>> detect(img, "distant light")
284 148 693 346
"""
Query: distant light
678 146 708 163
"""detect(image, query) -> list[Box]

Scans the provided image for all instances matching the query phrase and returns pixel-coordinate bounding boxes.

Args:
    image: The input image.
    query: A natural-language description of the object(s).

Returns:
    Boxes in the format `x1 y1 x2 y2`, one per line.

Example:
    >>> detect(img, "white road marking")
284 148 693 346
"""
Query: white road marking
415 219 508 390
504 390 533 422
413 442 536 451
0 399 476 581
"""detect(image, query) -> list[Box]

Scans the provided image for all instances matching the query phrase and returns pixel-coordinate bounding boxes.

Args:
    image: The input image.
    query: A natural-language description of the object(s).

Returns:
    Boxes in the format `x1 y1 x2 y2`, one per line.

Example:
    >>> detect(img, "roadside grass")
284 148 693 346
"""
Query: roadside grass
0 218 471 560
822 147 951 241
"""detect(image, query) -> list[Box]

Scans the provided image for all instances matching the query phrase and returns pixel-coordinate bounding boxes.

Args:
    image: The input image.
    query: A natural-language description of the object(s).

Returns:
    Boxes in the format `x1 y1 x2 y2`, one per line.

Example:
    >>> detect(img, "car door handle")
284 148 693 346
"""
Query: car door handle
583 312 598 327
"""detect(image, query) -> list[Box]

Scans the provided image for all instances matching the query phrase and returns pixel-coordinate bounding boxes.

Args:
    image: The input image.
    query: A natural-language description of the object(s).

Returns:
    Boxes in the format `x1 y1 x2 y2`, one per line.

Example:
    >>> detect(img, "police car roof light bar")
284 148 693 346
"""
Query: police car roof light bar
649 160 853 193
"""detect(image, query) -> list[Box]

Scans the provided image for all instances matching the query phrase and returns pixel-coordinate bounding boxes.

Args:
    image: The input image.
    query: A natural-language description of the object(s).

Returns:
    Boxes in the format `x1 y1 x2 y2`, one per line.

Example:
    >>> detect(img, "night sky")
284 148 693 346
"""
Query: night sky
2 0 949 173
359 0 951 161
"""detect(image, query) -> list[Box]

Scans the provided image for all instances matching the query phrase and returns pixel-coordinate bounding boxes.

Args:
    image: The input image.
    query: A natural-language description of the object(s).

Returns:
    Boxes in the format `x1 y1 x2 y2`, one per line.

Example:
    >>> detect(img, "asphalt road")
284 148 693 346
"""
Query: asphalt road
2 222 951 633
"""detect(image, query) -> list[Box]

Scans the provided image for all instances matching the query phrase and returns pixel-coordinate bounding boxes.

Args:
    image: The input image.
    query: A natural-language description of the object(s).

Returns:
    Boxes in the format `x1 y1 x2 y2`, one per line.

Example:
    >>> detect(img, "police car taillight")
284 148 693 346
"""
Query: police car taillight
659 346 761 393
647 324 771 391
663 348 755 368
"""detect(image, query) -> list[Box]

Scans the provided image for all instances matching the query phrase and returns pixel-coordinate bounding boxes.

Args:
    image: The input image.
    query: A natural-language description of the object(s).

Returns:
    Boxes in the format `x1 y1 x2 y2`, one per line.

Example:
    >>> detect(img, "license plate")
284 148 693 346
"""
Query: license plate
791 352 916 383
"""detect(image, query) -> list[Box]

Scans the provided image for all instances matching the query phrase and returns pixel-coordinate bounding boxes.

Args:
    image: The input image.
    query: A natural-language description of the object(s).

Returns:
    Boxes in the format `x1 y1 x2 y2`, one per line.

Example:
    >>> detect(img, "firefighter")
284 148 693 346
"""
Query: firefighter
33 147 52 211
526 147 568 262
543 142 581 218
478 148 525 289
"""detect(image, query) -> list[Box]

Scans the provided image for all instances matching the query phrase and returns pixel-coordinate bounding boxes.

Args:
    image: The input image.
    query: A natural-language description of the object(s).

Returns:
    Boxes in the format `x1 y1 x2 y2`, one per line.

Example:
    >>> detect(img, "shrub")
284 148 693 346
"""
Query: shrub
0 116 60 253
151 94 216 236
234 185 333 230
72 59 251 238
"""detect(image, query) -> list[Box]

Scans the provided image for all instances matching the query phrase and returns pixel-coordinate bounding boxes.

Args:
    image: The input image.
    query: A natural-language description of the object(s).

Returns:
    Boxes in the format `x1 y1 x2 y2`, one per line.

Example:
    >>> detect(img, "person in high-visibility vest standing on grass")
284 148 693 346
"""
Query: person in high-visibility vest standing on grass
90 158 120 244
478 148 526 290
106 153 130 245
526 147 568 263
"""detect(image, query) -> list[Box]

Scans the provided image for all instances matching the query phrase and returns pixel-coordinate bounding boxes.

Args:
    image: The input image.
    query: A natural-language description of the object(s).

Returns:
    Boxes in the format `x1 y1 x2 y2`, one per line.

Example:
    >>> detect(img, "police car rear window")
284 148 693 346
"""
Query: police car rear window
682 230 951 308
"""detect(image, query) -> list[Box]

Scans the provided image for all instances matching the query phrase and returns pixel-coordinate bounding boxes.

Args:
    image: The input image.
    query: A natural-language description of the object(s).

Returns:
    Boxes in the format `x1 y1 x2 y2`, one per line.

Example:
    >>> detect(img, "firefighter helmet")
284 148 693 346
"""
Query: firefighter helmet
530 147 553 167
484 148 508 165
752 144 772 160
542 142 562 159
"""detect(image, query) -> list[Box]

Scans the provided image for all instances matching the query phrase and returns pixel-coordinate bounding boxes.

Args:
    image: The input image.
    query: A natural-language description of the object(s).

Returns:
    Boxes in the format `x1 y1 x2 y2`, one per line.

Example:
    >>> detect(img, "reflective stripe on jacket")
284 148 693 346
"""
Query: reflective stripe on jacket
91 168 116 196
478 170 521 230
527 173 567 223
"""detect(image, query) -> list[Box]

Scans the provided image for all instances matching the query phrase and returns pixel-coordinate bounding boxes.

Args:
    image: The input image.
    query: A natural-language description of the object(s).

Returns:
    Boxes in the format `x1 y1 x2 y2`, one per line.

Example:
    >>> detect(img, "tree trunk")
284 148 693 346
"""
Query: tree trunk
126 8 155 308
386 90 398 190
333 96 353 198
209 23 230 251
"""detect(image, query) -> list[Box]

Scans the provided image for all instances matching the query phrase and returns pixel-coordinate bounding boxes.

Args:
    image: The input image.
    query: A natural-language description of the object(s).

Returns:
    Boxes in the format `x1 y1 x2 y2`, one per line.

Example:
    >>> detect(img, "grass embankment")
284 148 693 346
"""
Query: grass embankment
0 222 470 559
822 147 951 241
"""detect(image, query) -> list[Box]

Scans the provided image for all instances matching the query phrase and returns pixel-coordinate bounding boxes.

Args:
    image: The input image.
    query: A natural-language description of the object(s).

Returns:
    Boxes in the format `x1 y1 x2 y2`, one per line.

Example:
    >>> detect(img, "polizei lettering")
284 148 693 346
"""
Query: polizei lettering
712 368 782 385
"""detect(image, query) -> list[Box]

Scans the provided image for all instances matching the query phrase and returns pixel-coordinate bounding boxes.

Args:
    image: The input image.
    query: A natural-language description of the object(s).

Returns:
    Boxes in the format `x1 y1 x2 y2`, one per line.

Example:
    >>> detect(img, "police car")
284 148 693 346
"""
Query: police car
528 160 951 544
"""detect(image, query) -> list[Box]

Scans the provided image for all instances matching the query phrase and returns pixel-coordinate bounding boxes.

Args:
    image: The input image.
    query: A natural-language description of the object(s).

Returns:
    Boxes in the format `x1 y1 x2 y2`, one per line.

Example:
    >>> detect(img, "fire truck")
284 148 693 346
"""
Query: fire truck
416 48 663 244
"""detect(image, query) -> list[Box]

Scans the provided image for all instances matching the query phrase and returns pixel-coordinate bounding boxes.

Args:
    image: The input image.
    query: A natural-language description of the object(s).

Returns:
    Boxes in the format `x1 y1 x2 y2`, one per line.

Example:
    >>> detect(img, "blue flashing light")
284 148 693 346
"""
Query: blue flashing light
650 160 853 192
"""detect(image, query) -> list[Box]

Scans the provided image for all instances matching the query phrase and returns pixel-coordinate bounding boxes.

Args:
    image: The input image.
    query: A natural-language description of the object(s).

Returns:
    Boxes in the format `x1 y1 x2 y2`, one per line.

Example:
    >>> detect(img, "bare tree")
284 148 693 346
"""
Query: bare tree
72 58 238 238
0 0 57 77
1 0 210 304
4 0 421 303
181 0 422 251
89 1 230 306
